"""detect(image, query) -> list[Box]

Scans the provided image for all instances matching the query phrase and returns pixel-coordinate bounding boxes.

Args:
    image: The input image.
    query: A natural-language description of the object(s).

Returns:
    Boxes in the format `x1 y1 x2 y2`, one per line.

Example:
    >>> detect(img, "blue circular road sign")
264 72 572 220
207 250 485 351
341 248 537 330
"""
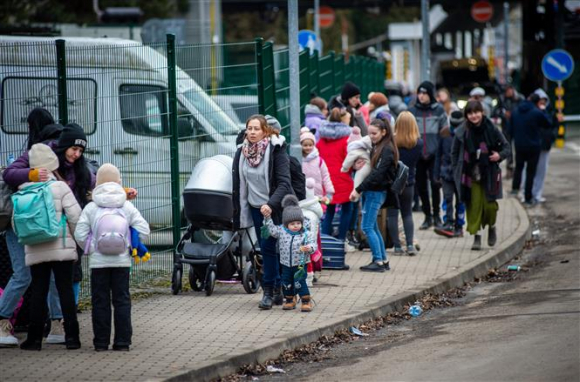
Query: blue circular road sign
542 49 575 82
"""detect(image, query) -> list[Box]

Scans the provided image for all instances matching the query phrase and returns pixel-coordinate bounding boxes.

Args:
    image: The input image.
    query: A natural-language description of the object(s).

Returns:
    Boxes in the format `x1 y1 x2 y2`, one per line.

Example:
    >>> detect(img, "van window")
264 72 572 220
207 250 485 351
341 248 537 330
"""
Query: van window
1 77 97 135
119 85 168 137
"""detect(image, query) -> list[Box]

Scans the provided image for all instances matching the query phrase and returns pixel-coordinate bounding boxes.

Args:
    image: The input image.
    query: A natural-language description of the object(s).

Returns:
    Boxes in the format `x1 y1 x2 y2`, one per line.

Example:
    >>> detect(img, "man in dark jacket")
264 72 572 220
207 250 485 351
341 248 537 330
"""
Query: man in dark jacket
408 81 449 229
509 94 552 205
493 85 524 177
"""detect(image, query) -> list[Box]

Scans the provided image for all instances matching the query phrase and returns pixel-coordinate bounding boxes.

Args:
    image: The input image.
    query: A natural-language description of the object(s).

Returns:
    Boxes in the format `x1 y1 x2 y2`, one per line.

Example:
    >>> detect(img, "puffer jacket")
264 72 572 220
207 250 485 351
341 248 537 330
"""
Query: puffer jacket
301 148 335 198
304 104 326 140
74 182 150 268
265 217 316 267
15 175 82 266
408 101 448 159
299 196 323 237
316 121 354 204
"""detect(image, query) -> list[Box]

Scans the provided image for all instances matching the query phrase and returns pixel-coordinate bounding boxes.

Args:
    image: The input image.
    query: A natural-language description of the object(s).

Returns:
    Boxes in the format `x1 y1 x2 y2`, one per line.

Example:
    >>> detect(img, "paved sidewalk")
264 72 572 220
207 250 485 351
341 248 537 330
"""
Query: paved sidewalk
0 198 528 382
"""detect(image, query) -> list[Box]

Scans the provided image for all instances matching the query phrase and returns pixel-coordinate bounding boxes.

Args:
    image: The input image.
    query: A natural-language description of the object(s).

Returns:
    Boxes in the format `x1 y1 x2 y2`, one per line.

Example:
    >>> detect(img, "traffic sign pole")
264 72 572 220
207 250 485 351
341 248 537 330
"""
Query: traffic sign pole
555 80 566 149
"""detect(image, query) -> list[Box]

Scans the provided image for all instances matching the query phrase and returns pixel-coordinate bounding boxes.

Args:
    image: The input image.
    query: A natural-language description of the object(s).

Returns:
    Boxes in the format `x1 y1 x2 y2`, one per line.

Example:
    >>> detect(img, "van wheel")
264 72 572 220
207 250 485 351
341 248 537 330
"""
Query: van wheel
205 270 216 296
189 266 203 291
171 267 182 295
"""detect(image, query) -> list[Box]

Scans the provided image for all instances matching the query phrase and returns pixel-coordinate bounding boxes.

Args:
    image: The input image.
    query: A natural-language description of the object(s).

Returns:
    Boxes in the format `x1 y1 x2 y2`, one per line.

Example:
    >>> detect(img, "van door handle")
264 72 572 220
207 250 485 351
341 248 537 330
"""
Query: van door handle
114 147 139 155
84 148 100 155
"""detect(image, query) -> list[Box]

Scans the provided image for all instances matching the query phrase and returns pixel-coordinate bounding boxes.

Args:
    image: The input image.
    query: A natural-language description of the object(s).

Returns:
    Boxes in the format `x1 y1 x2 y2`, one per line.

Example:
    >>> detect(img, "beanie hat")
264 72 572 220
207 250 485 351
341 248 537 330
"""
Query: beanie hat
57 123 87 151
29 143 59 172
265 115 282 132
469 87 486 97
449 110 465 128
96 163 121 186
341 81 361 102
417 81 436 104
281 194 304 226
300 127 316 144
305 178 316 199
369 93 388 107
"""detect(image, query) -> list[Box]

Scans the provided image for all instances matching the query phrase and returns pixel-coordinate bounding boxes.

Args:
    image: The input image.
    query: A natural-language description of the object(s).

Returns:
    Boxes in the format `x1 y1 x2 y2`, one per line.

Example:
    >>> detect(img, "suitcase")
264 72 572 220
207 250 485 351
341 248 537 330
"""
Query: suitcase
321 234 350 270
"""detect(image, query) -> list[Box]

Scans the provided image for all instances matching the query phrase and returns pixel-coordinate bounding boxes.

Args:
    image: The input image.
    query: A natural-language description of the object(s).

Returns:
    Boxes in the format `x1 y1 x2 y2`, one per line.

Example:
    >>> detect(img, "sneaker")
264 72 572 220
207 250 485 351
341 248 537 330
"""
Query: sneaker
523 200 536 208
393 247 405 255
346 230 360 247
95 346 108 352
433 216 444 229
113 345 130 351
434 223 454 238
46 320 65 344
360 262 385 273
344 241 356 253
510 189 519 196
0 319 19 347
383 261 391 270
419 216 432 230
453 227 464 237
535 197 546 203
406 245 416 256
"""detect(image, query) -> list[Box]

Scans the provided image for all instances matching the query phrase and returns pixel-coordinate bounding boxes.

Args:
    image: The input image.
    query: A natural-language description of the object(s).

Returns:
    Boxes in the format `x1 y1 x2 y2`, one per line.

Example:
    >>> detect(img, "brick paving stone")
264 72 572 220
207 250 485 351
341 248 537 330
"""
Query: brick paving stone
0 199 523 382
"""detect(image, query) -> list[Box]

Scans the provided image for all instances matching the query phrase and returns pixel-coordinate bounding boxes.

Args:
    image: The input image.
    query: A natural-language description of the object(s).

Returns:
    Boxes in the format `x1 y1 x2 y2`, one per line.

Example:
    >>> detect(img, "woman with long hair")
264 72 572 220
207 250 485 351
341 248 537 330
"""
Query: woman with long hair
388 111 423 255
317 107 356 251
350 118 399 272
232 114 292 310
451 101 510 250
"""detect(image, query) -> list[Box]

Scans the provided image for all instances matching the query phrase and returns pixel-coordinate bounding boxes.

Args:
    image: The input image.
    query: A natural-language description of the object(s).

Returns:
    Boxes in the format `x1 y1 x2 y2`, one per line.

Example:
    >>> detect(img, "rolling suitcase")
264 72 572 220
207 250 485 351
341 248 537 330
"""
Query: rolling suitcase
321 234 350 270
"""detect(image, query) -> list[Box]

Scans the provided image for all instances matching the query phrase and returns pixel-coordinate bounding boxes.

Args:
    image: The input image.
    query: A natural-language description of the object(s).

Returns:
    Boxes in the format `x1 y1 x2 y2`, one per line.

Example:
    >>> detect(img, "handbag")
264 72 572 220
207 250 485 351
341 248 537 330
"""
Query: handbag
390 161 409 195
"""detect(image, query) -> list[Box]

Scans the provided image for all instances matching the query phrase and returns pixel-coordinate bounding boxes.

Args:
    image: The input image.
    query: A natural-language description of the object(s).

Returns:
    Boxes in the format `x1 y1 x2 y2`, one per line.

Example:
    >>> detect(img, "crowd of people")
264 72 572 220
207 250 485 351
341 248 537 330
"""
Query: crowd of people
0 77 558 349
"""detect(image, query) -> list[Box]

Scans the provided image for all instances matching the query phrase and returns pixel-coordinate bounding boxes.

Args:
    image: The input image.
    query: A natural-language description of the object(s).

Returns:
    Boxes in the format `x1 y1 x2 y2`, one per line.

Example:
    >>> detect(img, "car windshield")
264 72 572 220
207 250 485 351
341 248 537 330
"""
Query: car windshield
183 88 240 136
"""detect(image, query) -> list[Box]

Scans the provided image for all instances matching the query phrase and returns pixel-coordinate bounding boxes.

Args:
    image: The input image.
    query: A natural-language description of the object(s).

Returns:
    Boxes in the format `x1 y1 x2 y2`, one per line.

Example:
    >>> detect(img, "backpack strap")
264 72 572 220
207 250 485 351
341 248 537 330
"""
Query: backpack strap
60 214 67 247
319 157 323 168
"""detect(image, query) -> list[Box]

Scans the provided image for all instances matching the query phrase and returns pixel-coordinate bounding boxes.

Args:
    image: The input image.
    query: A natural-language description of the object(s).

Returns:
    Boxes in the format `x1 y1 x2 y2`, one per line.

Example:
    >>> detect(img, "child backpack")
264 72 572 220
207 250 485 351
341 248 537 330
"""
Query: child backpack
91 208 130 255
11 181 66 245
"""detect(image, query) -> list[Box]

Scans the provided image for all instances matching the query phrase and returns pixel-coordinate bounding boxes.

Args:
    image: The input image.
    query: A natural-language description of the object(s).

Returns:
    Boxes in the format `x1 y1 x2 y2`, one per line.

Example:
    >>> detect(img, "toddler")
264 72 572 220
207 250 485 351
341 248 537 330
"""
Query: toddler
341 131 372 190
299 178 324 285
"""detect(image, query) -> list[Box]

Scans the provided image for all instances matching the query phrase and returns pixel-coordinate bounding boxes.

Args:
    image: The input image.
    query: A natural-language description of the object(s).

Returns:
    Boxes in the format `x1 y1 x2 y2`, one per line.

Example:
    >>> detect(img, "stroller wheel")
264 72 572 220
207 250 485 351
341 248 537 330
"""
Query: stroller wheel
171 267 182 295
242 261 260 294
189 266 203 291
205 270 216 296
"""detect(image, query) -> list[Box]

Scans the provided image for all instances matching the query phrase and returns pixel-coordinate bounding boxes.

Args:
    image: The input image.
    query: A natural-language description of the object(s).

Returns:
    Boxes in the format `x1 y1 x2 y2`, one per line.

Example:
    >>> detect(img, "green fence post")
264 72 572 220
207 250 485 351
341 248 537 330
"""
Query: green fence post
334 53 345 94
309 50 319 96
166 34 181 252
255 38 265 114
299 50 310 123
328 51 336 97
55 39 68 125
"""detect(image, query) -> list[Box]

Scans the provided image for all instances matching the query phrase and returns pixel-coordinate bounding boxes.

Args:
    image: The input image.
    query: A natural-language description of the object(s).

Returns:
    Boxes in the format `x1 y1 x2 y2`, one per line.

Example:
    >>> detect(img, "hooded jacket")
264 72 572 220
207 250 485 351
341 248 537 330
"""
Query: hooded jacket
316 121 354 204
408 81 448 159
233 134 293 229
16 175 82 266
509 100 552 150
304 104 326 139
74 182 150 268
264 217 316 267
26 108 55 150
301 147 335 198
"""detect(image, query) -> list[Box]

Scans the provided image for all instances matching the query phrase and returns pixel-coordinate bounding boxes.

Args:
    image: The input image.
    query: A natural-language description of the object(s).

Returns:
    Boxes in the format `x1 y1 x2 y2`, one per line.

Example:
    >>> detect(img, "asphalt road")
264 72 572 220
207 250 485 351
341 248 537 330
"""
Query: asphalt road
256 144 580 382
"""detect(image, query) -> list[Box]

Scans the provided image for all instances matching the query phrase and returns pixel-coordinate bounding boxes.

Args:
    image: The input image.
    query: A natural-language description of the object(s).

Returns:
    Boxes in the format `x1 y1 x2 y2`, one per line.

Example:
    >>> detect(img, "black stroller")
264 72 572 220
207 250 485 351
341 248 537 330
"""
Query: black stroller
171 155 261 296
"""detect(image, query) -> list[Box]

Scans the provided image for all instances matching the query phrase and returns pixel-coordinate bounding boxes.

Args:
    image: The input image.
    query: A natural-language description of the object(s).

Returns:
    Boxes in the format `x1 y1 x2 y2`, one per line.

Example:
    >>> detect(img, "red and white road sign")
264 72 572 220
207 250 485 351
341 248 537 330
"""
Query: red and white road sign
319 6 335 29
471 1 494 23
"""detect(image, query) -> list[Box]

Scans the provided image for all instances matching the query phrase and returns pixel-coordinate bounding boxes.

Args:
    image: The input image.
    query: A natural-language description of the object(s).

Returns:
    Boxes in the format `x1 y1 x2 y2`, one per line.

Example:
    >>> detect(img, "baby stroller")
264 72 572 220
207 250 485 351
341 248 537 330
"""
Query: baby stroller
171 155 261 296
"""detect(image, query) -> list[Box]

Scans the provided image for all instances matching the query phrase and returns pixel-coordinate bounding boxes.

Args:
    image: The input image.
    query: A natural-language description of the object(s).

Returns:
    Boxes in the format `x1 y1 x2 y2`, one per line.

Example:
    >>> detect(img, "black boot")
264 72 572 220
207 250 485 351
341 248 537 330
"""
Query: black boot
259 286 274 310
20 324 43 351
419 216 432 230
488 226 497 247
471 235 482 251
64 320 81 350
272 286 284 306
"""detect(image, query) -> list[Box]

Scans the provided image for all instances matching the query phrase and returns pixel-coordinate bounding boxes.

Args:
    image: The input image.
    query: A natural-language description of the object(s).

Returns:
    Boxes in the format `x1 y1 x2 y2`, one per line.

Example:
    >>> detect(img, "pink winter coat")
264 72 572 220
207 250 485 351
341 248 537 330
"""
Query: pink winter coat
301 148 335 198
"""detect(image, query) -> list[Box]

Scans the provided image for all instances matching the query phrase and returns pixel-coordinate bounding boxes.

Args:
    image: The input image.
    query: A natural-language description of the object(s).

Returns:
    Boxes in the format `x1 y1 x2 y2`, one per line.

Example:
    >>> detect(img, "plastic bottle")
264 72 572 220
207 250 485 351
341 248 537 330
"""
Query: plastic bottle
507 265 521 272
408 304 423 317
7 153 15 166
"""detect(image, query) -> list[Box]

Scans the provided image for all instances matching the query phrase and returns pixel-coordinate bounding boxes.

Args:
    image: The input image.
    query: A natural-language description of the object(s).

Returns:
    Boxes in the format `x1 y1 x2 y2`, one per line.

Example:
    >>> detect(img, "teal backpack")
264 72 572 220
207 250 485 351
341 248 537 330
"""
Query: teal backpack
11 181 67 246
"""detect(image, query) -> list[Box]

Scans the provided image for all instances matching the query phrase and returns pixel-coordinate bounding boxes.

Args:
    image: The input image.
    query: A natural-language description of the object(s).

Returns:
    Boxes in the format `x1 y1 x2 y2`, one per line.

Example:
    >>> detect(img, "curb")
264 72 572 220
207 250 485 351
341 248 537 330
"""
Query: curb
153 199 530 382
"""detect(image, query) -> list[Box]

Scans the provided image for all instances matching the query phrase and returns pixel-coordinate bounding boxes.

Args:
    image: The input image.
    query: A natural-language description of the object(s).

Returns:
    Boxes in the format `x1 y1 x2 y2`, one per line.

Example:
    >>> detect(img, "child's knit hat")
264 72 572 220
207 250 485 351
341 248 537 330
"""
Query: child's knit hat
300 127 316 144
450 110 465 128
29 143 59 172
282 194 304 226
96 163 121 186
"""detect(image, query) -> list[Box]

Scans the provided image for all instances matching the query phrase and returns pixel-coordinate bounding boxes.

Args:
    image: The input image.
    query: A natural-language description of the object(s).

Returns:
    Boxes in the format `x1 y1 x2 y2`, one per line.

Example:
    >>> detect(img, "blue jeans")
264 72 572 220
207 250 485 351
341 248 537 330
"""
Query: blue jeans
321 202 354 240
250 207 280 289
0 229 31 319
48 273 63 320
281 264 309 298
361 191 387 263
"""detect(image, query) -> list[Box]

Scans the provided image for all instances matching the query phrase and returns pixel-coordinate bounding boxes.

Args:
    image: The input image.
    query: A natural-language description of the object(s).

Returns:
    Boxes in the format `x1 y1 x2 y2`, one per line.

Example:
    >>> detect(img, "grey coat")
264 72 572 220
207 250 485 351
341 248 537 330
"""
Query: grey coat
451 118 511 203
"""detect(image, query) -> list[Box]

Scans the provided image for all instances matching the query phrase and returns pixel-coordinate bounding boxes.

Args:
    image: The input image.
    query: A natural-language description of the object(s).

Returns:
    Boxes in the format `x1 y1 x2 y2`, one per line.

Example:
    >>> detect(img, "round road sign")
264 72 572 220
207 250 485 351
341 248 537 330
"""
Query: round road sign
319 6 335 29
472 1 494 23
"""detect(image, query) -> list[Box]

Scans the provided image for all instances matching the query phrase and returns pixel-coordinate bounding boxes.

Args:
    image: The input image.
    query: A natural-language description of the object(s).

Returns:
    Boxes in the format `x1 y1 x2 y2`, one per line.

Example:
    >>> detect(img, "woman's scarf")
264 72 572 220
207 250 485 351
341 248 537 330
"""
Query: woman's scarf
461 119 495 199
242 137 270 167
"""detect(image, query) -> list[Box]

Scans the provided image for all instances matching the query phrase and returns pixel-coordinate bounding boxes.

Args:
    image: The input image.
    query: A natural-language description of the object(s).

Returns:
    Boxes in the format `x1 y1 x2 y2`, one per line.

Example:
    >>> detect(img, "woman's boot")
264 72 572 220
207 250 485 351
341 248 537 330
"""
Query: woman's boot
471 235 482 251
488 226 497 247
272 286 284 305
64 320 81 350
259 286 274 310
20 324 44 351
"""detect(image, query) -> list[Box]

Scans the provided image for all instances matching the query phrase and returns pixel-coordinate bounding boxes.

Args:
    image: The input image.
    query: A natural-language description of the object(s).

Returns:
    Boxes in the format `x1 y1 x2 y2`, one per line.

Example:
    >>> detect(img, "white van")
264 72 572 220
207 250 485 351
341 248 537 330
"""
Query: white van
0 36 240 240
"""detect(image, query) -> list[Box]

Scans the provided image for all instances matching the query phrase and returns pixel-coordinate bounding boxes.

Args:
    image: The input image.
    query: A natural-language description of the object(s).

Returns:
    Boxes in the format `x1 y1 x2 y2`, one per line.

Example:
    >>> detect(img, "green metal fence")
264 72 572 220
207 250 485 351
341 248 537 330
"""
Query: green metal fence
0 36 384 299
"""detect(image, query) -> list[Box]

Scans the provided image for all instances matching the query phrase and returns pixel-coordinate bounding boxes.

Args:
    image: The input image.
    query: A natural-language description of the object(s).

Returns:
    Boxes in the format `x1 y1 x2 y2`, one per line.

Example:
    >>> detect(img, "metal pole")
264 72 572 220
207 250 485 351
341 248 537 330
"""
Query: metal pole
503 2 509 84
420 0 430 82
288 0 302 159
55 39 68 125
314 0 320 53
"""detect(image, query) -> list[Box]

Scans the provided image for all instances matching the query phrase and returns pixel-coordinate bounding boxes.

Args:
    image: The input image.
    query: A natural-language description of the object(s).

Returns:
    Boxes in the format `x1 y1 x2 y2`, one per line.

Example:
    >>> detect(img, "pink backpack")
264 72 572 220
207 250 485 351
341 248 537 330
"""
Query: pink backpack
86 208 130 255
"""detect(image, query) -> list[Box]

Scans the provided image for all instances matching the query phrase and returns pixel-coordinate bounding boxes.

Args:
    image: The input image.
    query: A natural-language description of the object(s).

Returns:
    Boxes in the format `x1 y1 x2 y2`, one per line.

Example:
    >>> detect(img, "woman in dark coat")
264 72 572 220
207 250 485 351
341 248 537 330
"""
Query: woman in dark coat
451 101 511 251
232 114 292 310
